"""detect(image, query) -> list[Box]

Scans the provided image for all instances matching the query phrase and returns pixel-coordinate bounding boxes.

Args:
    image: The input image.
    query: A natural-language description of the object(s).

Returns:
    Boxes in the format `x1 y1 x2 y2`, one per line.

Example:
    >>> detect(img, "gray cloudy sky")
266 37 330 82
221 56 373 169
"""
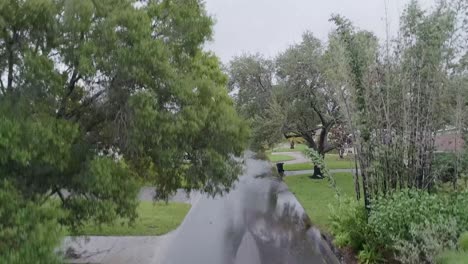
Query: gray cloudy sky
204 0 435 63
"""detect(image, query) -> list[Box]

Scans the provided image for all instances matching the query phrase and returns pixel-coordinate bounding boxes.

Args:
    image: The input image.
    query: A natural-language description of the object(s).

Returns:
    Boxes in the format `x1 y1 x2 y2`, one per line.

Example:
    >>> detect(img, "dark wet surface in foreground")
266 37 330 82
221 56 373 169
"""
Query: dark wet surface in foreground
163 155 340 264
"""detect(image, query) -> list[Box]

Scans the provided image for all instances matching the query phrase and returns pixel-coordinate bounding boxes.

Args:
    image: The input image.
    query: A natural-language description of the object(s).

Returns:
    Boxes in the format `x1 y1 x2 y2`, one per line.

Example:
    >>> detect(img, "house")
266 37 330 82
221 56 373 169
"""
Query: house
434 128 465 153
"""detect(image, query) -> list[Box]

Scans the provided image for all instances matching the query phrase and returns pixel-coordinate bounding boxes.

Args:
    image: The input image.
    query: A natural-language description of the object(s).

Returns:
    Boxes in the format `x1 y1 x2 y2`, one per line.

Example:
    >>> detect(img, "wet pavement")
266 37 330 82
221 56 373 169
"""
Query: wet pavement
161 153 340 264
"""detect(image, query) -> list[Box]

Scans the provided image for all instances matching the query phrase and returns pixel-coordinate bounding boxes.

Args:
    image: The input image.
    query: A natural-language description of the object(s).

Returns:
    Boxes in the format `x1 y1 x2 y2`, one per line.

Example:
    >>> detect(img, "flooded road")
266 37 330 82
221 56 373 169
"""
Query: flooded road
161 155 340 264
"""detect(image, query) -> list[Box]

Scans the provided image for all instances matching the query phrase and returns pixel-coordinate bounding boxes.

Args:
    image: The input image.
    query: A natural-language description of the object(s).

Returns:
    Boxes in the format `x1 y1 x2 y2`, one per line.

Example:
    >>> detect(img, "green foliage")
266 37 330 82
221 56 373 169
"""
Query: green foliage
78 202 191 236
433 153 459 183
227 54 274 119
303 148 337 188
358 244 384 264
393 219 458 264
368 190 468 251
0 181 63 264
0 0 248 260
330 190 468 263
329 197 368 250
458 232 468 251
249 97 286 151
0 0 247 219
227 32 343 153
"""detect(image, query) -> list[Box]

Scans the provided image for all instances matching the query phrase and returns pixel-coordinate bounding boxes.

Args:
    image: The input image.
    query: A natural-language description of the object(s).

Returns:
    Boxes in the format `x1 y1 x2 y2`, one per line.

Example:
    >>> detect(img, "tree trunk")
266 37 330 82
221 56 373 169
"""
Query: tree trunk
290 141 295 149
339 147 345 159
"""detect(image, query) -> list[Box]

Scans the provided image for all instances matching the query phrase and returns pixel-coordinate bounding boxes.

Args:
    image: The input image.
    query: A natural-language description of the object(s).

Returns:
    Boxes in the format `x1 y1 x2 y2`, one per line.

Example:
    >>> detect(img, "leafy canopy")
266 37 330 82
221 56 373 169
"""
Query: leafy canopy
0 0 248 232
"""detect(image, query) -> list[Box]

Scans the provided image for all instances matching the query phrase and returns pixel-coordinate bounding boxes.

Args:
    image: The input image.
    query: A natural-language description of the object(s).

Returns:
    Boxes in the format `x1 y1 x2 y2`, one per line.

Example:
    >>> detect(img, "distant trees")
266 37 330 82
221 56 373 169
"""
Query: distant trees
330 0 468 206
229 0 468 205
227 33 344 156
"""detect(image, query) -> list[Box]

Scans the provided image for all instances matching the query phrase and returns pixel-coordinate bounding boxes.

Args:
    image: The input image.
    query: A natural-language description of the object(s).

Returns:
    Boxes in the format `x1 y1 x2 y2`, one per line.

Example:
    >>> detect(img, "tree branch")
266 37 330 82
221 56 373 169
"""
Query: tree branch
6 30 17 91
0 79 5 95
57 70 82 118
310 100 327 126
65 89 105 120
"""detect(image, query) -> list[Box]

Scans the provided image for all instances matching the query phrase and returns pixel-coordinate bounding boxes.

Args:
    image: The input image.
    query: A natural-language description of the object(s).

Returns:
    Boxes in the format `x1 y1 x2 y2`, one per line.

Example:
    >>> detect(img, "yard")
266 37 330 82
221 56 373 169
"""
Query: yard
267 153 296 162
78 201 191 236
284 172 356 231
283 154 355 170
272 143 309 153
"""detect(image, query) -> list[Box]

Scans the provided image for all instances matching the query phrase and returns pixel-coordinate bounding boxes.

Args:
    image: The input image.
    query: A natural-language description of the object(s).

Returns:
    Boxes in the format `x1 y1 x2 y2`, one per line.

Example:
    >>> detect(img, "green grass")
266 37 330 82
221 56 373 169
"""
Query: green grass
78 201 191 236
284 173 356 231
272 143 308 153
267 153 295 162
283 154 355 171
436 251 468 264
284 163 315 171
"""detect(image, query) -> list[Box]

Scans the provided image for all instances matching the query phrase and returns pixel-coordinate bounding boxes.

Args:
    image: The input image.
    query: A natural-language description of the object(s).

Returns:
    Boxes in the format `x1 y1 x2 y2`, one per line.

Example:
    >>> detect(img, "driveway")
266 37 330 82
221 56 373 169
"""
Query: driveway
160 154 339 264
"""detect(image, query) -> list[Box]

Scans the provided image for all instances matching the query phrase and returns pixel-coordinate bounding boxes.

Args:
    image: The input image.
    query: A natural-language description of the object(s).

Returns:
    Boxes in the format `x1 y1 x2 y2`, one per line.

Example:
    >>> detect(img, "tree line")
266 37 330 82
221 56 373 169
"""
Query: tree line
228 0 468 205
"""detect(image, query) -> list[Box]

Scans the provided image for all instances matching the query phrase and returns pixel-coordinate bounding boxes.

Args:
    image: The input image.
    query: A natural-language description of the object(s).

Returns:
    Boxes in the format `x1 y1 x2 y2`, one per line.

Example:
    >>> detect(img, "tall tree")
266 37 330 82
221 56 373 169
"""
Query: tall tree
227 54 274 119
275 32 341 156
0 0 248 234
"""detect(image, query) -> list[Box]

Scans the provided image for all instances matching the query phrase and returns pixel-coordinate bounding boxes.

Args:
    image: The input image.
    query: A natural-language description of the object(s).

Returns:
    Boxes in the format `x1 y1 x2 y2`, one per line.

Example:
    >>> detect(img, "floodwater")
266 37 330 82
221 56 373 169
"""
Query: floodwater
162 154 340 264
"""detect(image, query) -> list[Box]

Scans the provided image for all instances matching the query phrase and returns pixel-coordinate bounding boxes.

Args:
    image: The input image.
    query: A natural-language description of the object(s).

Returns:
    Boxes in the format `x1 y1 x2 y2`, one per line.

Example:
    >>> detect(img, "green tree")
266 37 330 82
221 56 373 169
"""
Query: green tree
275 32 341 155
0 0 247 251
227 34 344 155
227 54 274 119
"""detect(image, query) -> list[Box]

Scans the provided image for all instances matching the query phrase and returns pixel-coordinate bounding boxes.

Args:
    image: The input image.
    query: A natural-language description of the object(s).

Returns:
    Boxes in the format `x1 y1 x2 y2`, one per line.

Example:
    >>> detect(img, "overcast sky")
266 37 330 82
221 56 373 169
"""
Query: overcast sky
204 0 435 63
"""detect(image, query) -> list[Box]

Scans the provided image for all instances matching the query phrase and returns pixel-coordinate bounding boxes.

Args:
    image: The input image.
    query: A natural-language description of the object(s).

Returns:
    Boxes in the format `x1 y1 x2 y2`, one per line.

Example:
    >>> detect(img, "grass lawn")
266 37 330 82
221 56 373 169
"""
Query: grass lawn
272 143 308 153
78 201 191 236
437 251 468 264
284 173 356 231
267 153 295 162
283 154 355 170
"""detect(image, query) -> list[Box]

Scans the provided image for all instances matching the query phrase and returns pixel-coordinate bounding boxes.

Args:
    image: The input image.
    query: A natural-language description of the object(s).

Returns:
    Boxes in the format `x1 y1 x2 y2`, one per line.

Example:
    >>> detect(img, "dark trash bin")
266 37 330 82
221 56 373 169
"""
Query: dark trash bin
276 162 285 177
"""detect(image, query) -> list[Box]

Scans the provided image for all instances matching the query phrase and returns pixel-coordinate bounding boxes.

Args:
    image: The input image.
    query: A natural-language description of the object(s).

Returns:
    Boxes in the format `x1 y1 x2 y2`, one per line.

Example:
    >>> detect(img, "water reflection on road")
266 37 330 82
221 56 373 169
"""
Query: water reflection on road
162 154 339 264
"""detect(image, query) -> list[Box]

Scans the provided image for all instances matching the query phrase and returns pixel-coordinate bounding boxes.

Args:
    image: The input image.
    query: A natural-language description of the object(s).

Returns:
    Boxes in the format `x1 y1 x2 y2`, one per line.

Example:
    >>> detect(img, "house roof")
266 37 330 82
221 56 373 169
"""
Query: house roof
434 133 465 152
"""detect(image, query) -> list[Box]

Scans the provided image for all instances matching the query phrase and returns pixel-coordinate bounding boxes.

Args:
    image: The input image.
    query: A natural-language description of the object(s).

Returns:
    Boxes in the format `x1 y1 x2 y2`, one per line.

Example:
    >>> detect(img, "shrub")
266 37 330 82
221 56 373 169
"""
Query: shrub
368 190 457 250
393 218 458 264
329 197 369 251
458 232 468 251
433 153 458 183
0 181 63 264
330 190 468 263
358 244 384 264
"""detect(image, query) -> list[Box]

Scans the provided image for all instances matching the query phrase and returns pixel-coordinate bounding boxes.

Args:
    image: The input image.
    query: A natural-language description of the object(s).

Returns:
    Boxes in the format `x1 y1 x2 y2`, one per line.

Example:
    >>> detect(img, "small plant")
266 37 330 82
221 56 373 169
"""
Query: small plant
329 197 369 251
358 244 384 264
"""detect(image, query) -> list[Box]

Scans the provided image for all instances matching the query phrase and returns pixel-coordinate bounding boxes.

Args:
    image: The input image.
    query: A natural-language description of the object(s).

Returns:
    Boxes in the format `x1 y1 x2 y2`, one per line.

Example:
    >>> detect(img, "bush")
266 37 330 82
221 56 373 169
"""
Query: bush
433 153 458 183
393 218 458 264
330 190 468 263
329 197 369 251
368 190 465 250
0 181 63 264
358 244 384 264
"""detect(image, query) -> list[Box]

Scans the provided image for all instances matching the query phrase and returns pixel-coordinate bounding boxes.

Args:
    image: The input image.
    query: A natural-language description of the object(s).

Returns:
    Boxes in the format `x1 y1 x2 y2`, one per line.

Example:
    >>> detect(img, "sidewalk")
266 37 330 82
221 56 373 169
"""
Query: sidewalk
62 189 201 264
